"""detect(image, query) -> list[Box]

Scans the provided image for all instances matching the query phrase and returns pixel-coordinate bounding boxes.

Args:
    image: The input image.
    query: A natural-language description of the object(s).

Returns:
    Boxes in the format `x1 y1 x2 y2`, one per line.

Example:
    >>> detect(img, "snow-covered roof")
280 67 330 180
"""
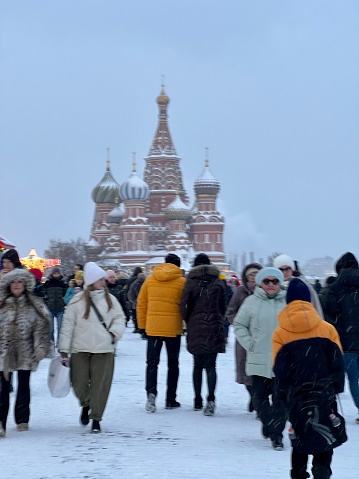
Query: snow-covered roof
166 194 190 220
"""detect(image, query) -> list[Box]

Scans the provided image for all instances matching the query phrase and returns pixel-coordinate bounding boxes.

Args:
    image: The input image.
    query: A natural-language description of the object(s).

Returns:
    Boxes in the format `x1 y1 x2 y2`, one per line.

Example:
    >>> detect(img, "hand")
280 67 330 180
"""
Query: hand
109 332 116 344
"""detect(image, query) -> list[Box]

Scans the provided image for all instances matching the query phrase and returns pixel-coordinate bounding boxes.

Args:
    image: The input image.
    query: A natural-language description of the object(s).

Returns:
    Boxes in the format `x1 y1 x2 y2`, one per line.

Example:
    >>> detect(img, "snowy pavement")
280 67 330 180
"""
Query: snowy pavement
1 328 358 478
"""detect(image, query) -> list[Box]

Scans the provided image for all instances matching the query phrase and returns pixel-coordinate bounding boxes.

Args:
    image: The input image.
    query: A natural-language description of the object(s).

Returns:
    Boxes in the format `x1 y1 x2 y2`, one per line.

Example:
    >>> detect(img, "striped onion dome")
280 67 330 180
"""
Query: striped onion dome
165 194 190 220
119 158 149 202
91 161 120 204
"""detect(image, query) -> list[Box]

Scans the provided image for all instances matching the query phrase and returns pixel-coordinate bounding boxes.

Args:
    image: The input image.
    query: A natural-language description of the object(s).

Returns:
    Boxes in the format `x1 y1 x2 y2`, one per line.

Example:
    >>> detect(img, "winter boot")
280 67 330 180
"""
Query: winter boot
194 397 203 411
203 401 215 416
16 423 29 432
91 420 101 434
0 421 5 438
146 393 156 413
271 437 284 451
165 399 181 409
80 406 90 426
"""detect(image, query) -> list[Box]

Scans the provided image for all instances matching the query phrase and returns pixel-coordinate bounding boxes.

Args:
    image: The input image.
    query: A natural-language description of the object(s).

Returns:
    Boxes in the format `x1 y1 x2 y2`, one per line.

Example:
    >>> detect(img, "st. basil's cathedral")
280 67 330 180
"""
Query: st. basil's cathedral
87 86 227 271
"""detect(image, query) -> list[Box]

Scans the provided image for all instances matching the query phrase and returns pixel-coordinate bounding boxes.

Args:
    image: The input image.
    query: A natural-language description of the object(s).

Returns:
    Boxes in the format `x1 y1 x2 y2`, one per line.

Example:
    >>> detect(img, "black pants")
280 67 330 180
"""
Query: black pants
131 308 138 330
146 335 181 401
0 370 31 430
193 353 218 402
291 448 333 479
252 375 287 439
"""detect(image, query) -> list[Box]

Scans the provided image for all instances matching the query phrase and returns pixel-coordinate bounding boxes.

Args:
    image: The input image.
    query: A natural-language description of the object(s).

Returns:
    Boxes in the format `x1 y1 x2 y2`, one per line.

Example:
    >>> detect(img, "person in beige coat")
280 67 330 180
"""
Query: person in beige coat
58 262 126 433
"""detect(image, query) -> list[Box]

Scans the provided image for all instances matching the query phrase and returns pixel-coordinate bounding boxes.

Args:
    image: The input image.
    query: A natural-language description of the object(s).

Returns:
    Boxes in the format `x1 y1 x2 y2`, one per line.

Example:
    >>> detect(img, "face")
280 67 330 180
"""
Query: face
278 266 292 281
74 265 80 273
246 272 258 286
2 259 14 273
53 272 60 279
92 277 106 290
106 275 116 284
10 280 25 297
75 278 83 286
261 276 281 295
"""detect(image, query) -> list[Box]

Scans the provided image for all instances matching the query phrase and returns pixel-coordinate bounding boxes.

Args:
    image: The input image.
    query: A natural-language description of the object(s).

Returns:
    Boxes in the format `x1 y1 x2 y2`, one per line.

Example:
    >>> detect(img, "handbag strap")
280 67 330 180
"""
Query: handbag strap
89 298 115 344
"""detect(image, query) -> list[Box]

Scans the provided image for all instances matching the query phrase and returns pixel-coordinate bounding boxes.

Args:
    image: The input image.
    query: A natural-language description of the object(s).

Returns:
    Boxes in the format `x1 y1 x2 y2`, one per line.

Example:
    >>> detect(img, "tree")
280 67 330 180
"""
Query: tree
44 238 88 277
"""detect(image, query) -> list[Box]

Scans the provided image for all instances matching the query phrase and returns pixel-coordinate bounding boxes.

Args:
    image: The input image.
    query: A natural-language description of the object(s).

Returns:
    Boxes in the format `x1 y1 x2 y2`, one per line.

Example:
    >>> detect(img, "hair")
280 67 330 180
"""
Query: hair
76 264 83 270
82 284 113 319
165 253 181 267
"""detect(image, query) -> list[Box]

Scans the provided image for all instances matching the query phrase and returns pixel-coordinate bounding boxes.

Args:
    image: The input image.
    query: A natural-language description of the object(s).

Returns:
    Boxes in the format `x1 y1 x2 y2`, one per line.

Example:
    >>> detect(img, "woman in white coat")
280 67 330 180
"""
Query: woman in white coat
233 267 287 451
58 262 126 433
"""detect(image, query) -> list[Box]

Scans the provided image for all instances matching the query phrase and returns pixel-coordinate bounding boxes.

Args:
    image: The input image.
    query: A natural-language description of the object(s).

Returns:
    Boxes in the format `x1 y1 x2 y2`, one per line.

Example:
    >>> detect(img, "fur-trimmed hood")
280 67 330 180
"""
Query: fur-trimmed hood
187 264 220 280
0 269 35 301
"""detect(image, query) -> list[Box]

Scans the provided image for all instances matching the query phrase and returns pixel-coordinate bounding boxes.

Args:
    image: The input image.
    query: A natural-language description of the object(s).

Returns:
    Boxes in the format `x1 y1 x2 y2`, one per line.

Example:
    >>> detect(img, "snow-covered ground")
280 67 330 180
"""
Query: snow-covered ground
1 328 357 479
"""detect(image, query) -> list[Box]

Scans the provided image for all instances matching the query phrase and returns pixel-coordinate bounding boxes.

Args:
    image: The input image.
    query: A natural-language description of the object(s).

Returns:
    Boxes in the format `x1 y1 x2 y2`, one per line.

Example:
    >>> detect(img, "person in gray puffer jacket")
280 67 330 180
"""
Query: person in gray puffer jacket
180 253 226 416
0 269 52 437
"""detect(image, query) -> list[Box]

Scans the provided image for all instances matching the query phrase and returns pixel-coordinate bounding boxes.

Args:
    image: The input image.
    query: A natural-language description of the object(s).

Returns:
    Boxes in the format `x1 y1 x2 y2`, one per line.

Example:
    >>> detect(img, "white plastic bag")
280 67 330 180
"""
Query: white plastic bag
47 356 71 398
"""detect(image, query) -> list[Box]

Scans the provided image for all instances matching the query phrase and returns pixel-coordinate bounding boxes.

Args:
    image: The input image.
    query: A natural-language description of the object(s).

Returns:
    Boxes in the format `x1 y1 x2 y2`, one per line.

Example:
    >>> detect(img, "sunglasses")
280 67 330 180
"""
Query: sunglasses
262 278 280 285
279 267 292 272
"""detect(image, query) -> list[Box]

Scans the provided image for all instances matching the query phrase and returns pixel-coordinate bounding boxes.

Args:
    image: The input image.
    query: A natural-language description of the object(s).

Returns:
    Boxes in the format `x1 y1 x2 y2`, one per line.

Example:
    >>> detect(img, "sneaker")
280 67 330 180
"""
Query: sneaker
17 423 29 432
146 393 156 413
194 397 203 411
203 401 215 416
165 400 181 409
91 420 101 433
0 421 5 438
80 406 90 426
271 437 284 451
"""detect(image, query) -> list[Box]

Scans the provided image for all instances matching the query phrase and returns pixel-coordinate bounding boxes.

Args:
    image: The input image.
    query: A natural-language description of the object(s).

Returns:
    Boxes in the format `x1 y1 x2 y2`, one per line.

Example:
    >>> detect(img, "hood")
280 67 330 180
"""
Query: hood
339 268 359 288
0 269 35 301
254 285 286 301
241 263 262 292
278 300 321 333
152 263 183 282
187 264 220 281
335 252 359 274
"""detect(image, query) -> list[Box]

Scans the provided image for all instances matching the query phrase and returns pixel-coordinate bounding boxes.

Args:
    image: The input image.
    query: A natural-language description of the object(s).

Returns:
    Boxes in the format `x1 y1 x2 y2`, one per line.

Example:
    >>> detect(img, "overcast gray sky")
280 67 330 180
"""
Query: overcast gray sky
1 0 358 265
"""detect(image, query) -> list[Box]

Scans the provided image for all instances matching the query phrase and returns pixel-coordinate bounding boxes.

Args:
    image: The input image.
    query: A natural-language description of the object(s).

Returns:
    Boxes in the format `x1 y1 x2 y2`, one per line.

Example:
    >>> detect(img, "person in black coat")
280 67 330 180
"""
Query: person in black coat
180 253 226 416
319 251 359 422
43 267 67 343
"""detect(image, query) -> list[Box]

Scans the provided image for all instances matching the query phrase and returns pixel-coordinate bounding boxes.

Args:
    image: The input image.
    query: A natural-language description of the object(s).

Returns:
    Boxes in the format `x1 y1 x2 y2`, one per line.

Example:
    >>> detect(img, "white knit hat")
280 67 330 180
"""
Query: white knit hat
273 254 295 270
84 262 106 286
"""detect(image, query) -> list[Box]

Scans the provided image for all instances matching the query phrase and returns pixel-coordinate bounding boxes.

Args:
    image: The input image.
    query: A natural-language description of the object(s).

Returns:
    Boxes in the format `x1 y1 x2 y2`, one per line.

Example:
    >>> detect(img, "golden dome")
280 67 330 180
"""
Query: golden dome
156 86 170 105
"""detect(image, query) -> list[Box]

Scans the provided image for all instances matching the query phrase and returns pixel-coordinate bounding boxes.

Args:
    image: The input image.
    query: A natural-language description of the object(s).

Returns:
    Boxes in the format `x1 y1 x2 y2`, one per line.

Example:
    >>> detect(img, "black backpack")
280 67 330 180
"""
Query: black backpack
289 379 347 454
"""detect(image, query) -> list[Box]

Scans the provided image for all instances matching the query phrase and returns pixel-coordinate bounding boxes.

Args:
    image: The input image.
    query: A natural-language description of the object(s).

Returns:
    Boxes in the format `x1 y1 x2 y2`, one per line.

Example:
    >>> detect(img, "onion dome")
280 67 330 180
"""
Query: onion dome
156 85 170 105
107 198 124 224
194 151 220 196
119 154 150 201
166 194 190 220
91 159 120 204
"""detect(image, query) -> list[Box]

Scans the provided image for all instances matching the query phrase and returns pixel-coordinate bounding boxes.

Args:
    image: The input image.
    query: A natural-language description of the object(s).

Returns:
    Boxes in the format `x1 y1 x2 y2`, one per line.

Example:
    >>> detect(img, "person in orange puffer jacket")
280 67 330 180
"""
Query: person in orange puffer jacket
137 254 186 413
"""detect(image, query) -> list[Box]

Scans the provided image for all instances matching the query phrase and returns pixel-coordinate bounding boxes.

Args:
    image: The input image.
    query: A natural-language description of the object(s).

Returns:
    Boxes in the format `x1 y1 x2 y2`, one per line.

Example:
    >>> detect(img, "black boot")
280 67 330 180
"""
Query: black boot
194 397 203 411
80 406 90 426
91 420 101 433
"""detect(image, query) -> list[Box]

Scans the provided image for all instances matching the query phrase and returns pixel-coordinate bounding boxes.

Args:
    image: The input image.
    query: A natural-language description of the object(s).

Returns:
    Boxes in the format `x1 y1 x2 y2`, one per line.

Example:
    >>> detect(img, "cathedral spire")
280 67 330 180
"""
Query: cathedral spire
148 84 177 157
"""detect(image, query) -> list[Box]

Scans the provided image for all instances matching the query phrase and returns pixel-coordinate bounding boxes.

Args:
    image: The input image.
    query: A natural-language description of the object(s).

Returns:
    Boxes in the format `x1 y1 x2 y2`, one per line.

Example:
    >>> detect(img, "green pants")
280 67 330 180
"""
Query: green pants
70 352 114 421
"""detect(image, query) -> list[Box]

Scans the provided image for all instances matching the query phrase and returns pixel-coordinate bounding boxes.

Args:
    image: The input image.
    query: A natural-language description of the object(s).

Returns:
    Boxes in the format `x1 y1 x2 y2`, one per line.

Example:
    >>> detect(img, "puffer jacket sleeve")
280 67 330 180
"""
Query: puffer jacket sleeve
58 299 78 353
233 297 254 352
107 297 126 341
136 280 148 329
272 329 283 364
180 280 193 323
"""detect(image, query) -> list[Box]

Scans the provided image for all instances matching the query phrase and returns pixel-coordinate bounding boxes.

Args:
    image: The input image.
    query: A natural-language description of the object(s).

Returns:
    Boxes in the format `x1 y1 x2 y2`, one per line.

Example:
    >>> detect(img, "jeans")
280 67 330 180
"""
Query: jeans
193 353 218 402
291 448 332 479
343 352 359 411
0 371 31 430
146 335 181 402
49 310 64 343
252 375 287 439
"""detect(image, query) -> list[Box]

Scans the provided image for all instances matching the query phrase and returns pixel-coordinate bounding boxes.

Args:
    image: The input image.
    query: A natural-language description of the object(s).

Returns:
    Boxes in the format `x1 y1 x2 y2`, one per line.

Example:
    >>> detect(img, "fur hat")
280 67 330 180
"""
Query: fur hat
29 268 43 281
84 262 106 286
193 253 210 266
255 267 283 286
1 249 22 268
273 254 295 270
286 278 311 304
0 269 35 300
74 270 84 280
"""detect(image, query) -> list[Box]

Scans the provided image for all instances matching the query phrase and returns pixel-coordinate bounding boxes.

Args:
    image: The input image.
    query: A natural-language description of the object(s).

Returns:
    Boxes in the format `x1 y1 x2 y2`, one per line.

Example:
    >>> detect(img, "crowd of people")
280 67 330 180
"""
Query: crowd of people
0 248 358 479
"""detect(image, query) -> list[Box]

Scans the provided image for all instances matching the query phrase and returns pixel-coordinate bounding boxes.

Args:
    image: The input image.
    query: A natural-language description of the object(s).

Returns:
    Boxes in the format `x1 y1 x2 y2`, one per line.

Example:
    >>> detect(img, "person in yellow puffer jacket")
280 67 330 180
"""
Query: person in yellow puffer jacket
137 254 186 413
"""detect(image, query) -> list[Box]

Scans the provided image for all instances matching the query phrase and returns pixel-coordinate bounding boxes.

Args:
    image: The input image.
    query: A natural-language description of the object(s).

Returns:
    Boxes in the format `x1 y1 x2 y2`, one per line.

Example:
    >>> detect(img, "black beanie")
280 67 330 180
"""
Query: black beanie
193 253 210 266
286 278 311 304
2 249 22 268
165 253 181 268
